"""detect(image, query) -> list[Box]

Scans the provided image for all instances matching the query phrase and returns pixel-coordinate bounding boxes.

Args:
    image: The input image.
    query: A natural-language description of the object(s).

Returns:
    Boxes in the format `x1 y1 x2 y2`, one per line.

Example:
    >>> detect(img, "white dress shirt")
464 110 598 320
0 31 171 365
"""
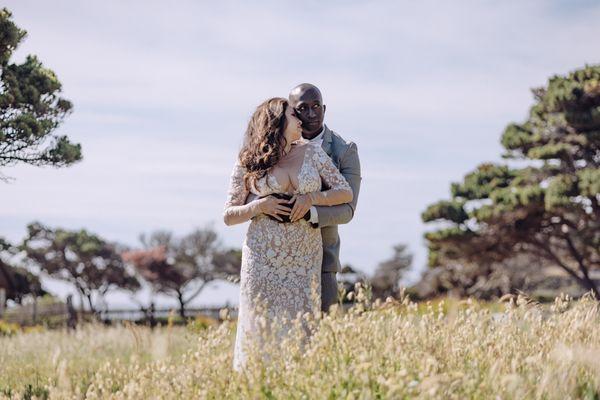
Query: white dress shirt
308 126 325 224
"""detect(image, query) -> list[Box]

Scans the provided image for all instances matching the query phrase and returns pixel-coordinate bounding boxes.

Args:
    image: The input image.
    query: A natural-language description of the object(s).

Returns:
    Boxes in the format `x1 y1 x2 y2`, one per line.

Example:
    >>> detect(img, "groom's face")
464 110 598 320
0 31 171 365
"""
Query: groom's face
289 90 326 138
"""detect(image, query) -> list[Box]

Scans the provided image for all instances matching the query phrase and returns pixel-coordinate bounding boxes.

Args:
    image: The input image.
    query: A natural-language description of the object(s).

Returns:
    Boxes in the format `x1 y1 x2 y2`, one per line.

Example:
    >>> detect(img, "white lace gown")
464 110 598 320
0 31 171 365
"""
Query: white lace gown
223 141 351 371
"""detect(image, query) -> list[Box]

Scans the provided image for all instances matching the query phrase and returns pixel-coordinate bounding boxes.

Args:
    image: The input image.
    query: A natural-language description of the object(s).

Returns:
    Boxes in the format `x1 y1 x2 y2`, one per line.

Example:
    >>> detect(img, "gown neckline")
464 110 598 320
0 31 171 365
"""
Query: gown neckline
268 142 311 195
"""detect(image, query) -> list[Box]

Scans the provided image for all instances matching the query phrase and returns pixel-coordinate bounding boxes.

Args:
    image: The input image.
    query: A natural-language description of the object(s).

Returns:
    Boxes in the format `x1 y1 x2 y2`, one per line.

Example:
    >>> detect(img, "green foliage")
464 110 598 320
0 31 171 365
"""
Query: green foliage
21 222 141 312
545 174 579 210
501 123 539 152
0 8 81 170
21 383 49 400
489 184 545 209
423 226 472 242
527 143 575 160
422 64 600 298
450 163 514 200
577 167 600 197
421 200 468 224
0 237 45 302
0 8 26 66
0 320 19 336
186 314 218 333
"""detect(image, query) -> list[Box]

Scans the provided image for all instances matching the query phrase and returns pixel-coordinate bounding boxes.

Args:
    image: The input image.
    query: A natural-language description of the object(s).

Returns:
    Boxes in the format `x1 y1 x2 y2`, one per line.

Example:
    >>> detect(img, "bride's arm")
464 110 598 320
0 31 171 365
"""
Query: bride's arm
312 145 353 206
223 162 290 225
223 162 259 226
224 201 262 226
308 186 352 207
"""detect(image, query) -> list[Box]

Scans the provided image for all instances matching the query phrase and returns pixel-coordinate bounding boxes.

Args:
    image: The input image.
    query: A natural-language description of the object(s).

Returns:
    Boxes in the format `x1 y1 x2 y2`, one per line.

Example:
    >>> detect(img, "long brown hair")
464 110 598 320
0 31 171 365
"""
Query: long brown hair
239 97 290 189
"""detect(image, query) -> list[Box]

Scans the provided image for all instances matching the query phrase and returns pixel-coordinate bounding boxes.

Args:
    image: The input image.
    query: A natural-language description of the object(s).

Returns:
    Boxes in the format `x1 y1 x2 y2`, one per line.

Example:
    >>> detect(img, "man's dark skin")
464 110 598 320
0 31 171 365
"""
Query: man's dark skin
287 83 361 313
287 84 328 221
289 84 326 140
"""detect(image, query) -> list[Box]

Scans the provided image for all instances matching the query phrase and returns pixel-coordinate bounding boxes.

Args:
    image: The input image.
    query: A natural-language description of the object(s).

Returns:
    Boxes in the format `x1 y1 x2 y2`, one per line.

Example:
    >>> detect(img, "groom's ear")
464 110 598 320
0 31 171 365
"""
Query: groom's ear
323 104 326 114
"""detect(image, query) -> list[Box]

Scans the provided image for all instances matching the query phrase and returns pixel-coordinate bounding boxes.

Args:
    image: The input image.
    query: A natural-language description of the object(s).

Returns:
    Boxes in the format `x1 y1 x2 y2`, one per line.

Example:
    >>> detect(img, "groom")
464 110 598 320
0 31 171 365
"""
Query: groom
287 83 362 313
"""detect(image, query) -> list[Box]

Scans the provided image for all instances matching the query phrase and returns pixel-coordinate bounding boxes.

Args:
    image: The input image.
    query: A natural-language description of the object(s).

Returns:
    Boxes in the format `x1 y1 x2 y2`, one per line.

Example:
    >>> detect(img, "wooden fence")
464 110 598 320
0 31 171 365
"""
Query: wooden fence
0 300 238 326
98 306 238 322
1 301 69 325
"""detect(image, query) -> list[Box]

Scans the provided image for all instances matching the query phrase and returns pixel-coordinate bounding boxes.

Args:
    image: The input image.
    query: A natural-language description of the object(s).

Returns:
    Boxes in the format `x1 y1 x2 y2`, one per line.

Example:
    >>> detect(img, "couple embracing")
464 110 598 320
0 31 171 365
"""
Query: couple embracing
223 83 361 371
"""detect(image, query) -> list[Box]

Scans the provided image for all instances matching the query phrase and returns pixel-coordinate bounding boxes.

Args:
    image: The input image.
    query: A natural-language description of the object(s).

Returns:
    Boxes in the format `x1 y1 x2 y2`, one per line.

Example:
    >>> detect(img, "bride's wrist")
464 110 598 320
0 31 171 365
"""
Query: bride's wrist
252 198 264 215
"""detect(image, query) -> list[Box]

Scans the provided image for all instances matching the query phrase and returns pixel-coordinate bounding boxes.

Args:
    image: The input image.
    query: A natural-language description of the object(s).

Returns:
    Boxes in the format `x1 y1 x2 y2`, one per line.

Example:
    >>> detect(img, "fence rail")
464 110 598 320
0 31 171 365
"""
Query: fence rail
98 306 238 321
1 302 238 326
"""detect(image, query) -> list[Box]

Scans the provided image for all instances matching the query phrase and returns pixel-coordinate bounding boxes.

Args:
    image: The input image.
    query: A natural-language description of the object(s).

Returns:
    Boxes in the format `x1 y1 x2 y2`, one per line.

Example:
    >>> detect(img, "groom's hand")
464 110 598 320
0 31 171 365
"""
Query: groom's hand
289 194 313 222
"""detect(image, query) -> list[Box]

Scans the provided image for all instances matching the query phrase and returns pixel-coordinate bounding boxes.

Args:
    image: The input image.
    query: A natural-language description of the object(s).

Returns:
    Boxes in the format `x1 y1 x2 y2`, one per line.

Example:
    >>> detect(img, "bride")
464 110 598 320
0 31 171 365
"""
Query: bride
223 97 353 371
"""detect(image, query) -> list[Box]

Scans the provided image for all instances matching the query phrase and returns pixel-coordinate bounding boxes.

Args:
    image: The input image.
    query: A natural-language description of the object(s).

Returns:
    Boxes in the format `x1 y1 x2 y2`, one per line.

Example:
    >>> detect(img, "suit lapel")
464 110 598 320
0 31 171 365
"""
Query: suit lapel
321 124 333 156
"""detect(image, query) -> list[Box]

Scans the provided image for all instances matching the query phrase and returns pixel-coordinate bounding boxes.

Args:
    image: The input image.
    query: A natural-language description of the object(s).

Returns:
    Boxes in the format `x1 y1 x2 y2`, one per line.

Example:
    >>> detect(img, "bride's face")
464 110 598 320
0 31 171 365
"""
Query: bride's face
283 105 302 143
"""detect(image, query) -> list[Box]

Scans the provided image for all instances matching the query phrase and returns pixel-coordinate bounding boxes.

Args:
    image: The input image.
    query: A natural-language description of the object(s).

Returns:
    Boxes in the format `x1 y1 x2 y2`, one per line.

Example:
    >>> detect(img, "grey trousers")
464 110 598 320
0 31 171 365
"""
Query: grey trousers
321 272 338 313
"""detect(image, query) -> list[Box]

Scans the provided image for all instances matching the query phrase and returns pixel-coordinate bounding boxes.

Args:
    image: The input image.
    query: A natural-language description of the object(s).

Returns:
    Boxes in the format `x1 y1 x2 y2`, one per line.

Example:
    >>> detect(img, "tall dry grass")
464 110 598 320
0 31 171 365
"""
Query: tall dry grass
1 288 599 399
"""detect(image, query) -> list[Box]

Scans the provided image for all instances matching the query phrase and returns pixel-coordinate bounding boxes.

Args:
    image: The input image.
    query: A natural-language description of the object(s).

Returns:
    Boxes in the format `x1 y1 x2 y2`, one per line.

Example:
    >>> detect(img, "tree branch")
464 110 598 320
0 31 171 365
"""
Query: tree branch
183 280 208 305
563 233 600 299
531 238 586 287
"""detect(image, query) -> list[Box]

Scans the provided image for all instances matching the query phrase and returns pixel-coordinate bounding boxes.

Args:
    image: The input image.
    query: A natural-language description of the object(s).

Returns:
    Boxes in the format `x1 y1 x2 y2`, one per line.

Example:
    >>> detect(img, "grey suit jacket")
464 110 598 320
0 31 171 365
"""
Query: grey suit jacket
243 124 361 273
316 125 361 273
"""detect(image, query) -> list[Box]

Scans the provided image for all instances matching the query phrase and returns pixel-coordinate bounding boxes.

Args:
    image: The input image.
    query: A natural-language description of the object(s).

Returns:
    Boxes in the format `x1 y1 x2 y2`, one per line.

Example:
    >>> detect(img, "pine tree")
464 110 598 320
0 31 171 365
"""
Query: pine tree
0 8 81 173
422 65 600 299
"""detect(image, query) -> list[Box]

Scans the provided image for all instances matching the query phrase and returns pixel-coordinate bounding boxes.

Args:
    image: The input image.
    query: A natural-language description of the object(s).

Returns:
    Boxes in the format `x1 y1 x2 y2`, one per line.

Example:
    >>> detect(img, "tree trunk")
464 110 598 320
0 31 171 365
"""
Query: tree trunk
177 291 186 319
563 234 600 300
86 293 96 314
579 271 600 300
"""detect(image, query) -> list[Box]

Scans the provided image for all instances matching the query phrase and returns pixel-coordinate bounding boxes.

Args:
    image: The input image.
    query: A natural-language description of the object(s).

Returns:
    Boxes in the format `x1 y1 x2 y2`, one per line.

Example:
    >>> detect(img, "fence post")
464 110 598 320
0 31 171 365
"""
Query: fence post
67 294 78 330
0 288 5 318
32 295 38 324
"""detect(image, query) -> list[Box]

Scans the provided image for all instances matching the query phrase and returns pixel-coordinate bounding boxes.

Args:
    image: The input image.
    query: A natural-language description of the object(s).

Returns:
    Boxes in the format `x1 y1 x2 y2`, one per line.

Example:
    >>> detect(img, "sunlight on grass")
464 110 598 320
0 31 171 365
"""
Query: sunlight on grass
1 290 599 399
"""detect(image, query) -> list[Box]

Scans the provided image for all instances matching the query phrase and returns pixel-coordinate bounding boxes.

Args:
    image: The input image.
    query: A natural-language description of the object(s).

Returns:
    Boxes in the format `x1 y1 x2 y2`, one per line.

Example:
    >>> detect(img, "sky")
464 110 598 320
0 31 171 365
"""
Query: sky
2 1 600 309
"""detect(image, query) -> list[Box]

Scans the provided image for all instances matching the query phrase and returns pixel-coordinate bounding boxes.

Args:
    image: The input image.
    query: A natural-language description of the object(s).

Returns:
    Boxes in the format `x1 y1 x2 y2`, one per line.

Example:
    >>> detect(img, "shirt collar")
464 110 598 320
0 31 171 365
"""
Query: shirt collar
309 125 325 143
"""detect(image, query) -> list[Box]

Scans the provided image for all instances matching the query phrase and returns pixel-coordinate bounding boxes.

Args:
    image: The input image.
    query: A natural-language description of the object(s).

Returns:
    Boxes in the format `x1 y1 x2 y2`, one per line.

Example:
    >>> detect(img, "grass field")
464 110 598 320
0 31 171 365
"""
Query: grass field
1 291 599 399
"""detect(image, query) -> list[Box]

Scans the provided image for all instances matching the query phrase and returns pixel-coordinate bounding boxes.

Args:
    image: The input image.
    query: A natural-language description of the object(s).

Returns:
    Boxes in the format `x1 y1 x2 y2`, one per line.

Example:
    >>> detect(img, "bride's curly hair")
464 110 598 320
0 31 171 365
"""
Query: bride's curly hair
239 97 290 189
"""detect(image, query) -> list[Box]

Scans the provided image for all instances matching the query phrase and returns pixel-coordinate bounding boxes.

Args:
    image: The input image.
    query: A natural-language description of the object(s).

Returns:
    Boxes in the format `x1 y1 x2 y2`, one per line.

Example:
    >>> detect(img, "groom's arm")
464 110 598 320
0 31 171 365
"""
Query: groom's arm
245 192 259 204
313 142 361 228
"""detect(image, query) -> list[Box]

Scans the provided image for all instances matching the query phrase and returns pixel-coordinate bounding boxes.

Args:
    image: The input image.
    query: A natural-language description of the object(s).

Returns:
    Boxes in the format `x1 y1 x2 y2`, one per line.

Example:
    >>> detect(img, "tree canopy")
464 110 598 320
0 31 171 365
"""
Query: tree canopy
422 64 600 299
370 244 412 300
21 222 140 312
122 227 241 318
0 236 44 304
0 8 81 173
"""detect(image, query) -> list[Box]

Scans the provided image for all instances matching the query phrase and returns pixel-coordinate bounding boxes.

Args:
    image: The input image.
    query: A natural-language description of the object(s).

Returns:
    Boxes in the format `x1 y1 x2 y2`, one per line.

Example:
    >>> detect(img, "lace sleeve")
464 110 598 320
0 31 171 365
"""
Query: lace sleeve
223 162 252 225
311 144 352 206
224 162 249 208
314 145 351 191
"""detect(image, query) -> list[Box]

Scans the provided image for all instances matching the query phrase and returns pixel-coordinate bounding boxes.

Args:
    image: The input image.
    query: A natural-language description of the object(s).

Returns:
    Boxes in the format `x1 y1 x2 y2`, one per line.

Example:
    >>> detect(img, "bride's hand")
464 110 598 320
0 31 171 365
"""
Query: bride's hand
256 196 290 222
289 193 313 222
